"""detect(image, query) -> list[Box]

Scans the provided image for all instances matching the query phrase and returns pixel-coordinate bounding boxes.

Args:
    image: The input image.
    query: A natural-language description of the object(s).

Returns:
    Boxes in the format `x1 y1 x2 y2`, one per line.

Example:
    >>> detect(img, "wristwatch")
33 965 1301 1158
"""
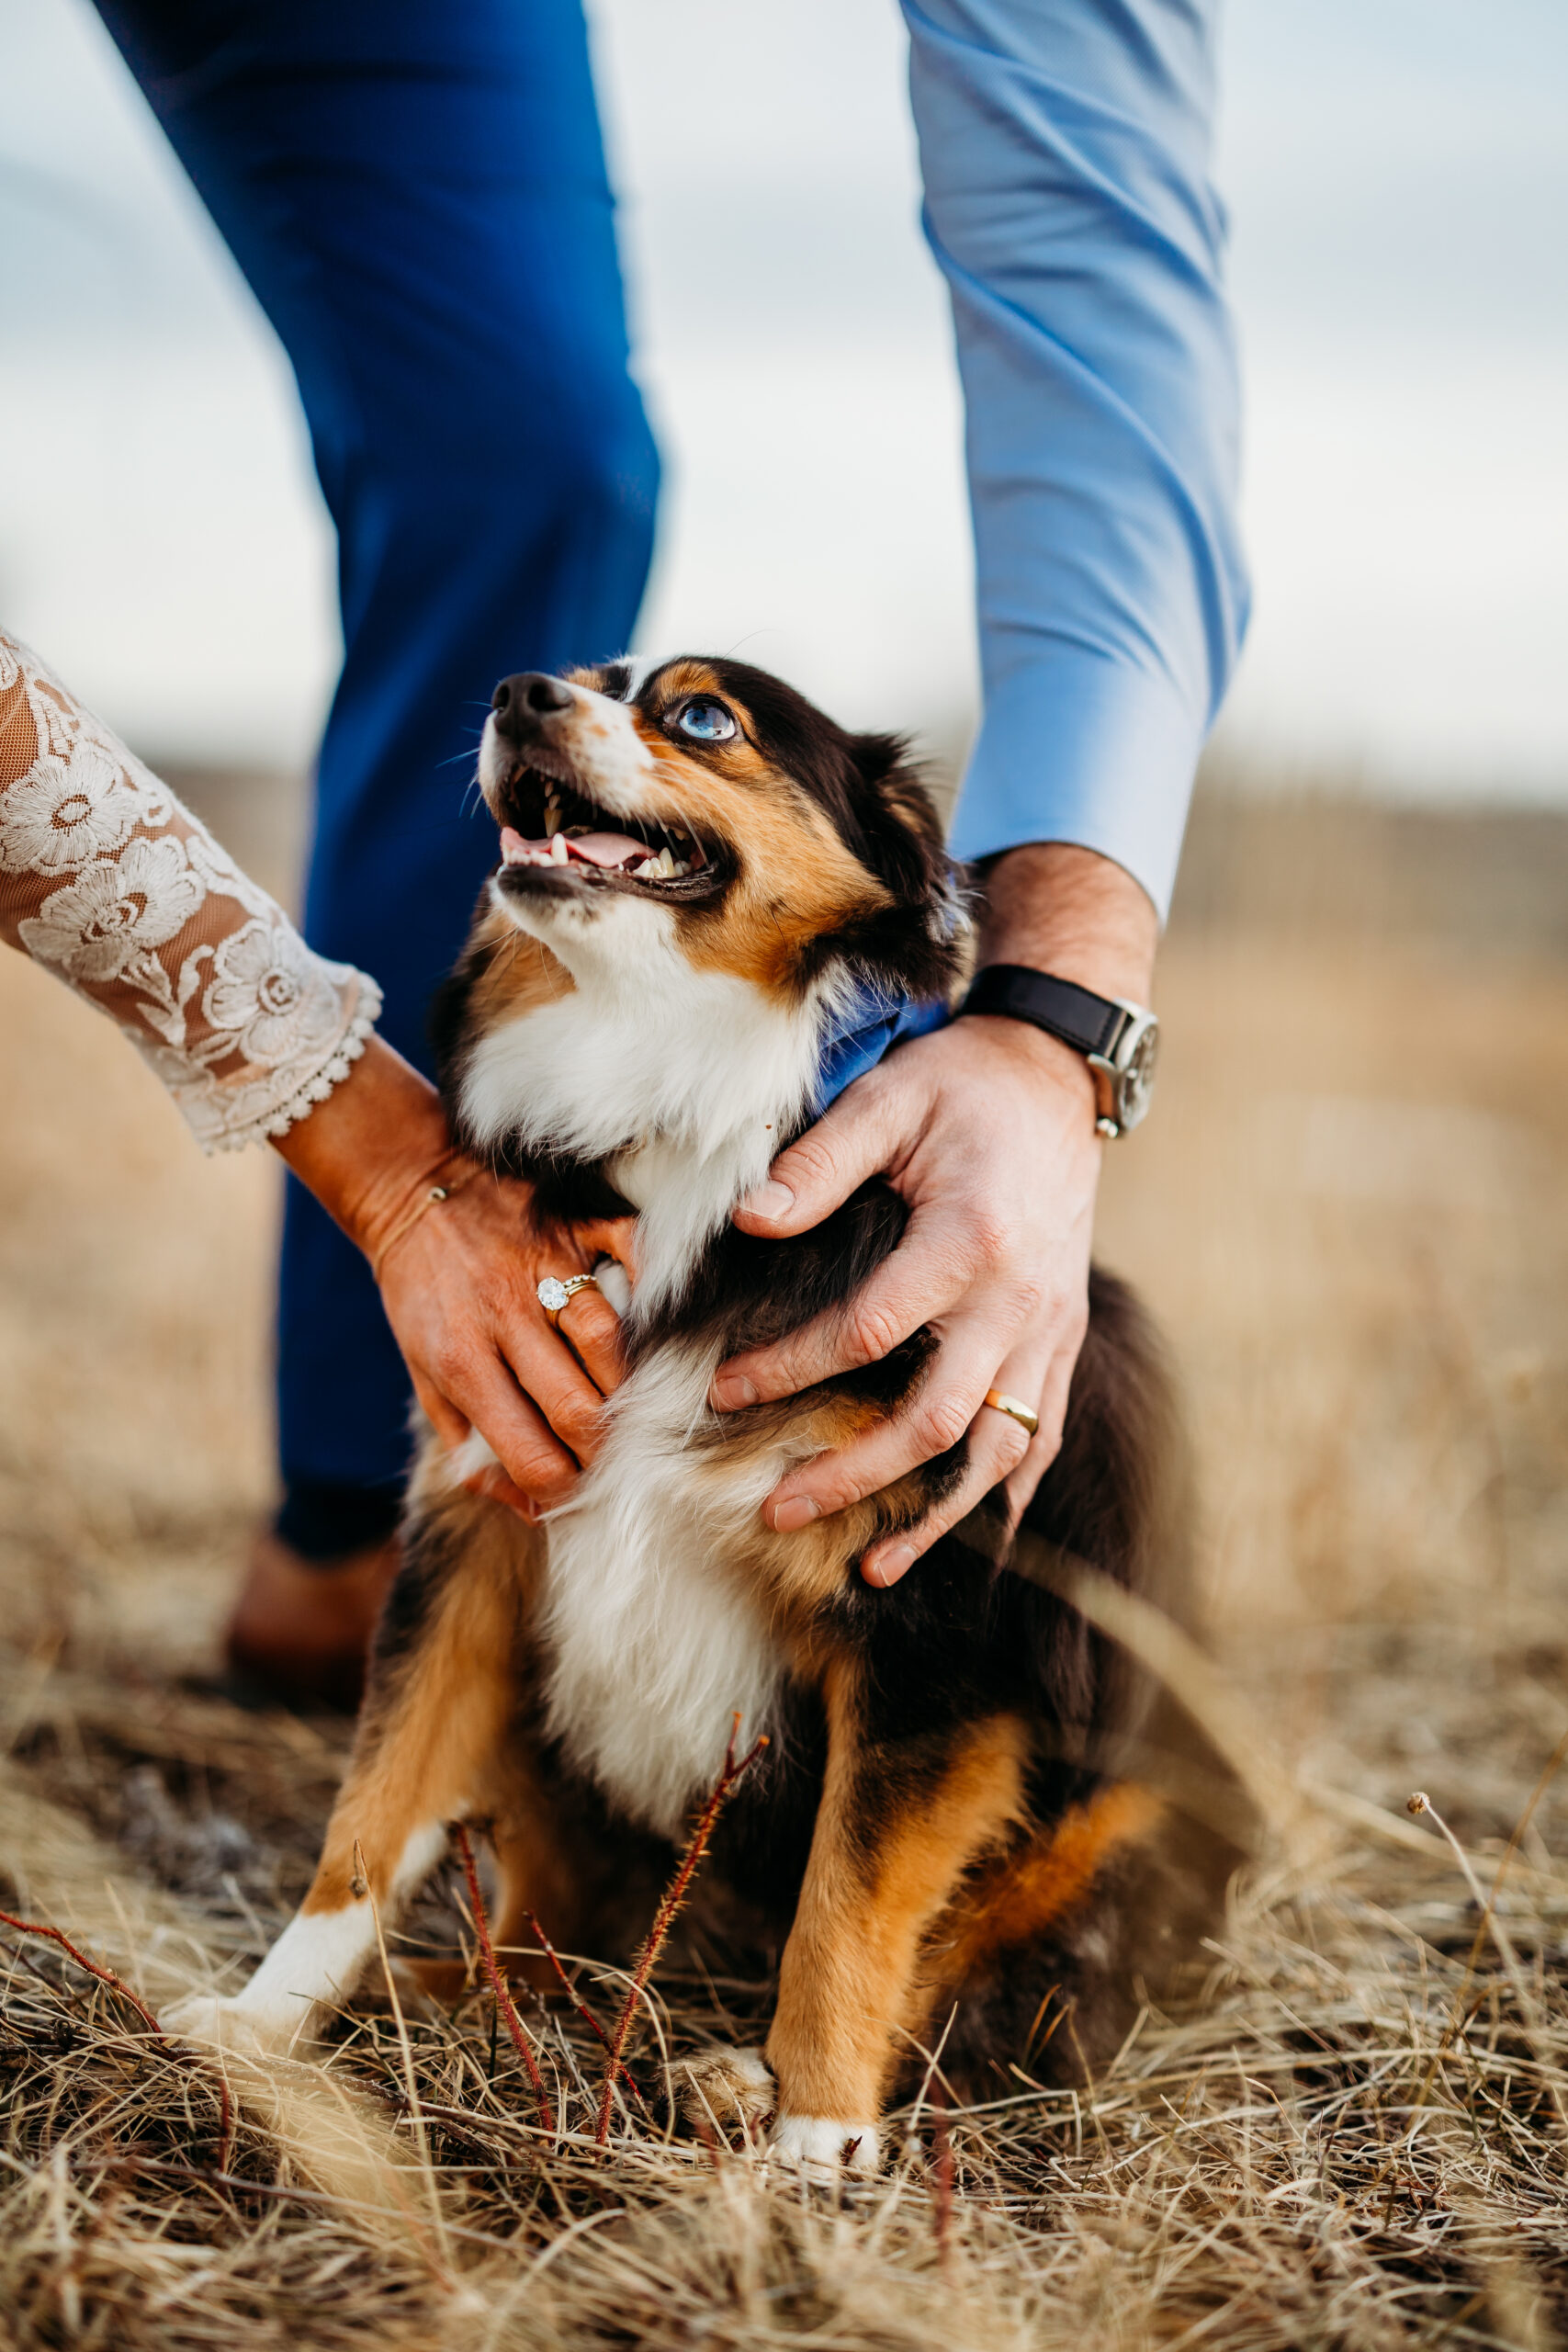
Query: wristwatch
959 964 1159 1138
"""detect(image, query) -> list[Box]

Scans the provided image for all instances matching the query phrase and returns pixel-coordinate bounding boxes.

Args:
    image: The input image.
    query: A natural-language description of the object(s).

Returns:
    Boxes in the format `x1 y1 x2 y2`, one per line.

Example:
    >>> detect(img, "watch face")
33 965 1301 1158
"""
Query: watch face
1115 1016 1159 1132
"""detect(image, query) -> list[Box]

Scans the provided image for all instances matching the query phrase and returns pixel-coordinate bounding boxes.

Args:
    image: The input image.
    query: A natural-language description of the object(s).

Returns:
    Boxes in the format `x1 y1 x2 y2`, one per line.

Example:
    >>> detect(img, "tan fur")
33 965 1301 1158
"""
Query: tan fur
559 659 896 996
932 1781 1168 1986
765 1670 1029 2120
300 1494 542 1919
690 1388 925 1633
463 901 575 1025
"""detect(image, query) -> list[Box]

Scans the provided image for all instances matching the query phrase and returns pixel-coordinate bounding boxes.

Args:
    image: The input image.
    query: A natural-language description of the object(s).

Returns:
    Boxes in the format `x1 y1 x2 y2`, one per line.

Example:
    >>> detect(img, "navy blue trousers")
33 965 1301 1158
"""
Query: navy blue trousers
96 2 659 1554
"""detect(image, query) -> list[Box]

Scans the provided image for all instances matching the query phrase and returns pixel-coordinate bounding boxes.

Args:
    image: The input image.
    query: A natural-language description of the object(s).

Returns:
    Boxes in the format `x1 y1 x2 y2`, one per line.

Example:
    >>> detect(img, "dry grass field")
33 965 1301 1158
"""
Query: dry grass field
1 785 1565 2349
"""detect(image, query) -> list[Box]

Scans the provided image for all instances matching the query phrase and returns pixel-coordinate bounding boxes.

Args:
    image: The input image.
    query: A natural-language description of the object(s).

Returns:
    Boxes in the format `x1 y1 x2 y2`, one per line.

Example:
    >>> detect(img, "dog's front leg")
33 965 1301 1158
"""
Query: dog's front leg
174 1503 536 2056
763 1669 1027 2177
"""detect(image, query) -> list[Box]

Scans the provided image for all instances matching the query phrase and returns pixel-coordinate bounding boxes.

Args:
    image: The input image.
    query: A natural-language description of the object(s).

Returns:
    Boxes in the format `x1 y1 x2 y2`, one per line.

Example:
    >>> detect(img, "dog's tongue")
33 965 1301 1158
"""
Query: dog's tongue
563 830 649 868
499 824 648 870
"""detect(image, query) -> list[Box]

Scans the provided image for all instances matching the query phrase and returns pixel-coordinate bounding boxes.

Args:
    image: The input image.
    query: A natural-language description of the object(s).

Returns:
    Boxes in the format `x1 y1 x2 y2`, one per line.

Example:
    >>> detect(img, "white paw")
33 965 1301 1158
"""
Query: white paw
673 2045 775 2137
768 2113 882 2182
164 1992 303 2059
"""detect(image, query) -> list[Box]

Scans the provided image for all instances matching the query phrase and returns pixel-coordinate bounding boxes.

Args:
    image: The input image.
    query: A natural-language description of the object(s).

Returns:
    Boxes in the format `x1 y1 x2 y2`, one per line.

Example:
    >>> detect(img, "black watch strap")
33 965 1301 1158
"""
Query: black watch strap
959 964 1128 1058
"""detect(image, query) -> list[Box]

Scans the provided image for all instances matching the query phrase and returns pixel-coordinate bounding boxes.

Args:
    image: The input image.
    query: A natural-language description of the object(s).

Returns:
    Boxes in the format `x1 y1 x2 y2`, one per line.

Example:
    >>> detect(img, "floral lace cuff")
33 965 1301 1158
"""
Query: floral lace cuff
0 634 382 1153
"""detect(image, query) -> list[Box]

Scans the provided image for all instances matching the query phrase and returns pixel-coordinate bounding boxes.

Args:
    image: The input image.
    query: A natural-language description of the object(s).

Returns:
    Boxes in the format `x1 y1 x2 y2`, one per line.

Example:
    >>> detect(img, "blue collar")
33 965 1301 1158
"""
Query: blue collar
811 978 952 1115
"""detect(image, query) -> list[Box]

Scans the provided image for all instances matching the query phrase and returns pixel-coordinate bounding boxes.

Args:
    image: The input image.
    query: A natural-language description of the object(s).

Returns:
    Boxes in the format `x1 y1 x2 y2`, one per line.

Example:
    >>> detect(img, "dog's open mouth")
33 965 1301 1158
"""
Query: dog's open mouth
495 762 710 889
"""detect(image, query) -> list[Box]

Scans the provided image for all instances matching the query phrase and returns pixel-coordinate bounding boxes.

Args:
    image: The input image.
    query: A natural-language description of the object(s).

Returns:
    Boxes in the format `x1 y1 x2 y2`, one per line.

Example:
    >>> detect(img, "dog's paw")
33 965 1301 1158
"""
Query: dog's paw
164 1992 301 2059
768 2113 882 2182
673 2045 775 2138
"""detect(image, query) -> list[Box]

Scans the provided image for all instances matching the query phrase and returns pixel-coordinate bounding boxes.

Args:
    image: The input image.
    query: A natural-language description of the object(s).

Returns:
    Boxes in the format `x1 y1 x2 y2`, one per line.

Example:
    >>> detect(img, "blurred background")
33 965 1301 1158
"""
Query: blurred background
2 1 1568 1879
3 0 1565 794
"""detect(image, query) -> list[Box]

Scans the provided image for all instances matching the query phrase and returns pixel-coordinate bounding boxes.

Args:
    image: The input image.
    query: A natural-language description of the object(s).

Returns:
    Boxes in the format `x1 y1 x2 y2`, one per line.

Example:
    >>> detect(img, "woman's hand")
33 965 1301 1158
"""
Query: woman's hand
274 1035 632 1515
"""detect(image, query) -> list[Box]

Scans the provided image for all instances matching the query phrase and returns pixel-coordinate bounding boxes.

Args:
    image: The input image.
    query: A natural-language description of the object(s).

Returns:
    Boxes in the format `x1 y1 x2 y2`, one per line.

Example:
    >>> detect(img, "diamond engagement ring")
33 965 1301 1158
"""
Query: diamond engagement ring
537 1272 600 1318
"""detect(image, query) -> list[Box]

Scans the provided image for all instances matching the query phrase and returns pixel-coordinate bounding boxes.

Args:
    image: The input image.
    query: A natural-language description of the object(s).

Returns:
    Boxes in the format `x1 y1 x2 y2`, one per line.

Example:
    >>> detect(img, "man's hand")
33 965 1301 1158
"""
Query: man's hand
710 1018 1100 1584
275 1035 633 1516
709 842 1157 1587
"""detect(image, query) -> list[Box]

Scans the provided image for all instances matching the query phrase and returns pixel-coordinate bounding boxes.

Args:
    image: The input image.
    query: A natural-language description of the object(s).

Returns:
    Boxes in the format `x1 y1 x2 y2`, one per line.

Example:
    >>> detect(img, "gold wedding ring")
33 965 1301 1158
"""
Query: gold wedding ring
536 1272 600 1319
983 1388 1040 1439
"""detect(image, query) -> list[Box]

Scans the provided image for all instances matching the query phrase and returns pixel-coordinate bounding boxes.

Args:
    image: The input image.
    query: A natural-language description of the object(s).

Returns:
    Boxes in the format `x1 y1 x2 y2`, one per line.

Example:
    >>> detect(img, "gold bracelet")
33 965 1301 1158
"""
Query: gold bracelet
369 1156 480 1283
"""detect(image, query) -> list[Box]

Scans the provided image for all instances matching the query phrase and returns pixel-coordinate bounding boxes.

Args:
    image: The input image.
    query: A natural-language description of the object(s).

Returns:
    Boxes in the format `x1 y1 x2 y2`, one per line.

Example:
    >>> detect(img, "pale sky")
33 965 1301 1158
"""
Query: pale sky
1 0 1564 798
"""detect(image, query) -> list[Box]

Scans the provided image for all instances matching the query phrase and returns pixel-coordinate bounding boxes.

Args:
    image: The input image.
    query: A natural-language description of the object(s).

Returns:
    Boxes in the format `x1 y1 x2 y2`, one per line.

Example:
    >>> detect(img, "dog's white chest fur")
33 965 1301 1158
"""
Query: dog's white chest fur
458 865 861 1836
538 1339 788 1839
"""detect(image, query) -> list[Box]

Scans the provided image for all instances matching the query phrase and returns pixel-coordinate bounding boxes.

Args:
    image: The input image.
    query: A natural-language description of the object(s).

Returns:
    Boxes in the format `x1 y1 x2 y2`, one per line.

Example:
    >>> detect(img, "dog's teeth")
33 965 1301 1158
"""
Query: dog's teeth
636 855 661 878
654 845 677 877
544 796 561 833
550 833 570 865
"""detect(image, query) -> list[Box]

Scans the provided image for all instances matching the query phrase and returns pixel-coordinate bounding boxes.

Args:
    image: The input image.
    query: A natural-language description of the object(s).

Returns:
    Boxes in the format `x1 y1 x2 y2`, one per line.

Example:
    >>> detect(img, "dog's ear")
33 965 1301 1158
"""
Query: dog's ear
848 732 949 907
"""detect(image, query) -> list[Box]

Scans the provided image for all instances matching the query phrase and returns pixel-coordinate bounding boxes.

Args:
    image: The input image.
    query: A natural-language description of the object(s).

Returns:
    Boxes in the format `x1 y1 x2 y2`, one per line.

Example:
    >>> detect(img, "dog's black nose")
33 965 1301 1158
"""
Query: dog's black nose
491 672 574 741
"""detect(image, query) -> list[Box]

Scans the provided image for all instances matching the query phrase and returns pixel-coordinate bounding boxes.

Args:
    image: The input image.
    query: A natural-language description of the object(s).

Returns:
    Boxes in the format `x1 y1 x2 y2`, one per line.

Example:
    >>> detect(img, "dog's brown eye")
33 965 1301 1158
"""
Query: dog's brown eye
673 697 736 743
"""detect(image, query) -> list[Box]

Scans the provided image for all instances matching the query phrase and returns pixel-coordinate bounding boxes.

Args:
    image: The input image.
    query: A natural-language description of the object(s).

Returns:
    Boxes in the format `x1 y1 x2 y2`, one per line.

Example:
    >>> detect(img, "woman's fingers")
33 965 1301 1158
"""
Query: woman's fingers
577 1214 638 1280
415 1332 579 1509
458 1354 581 1505
411 1375 473 1458
494 1301 613 1467
461 1463 540 1519
554 1278 626 1396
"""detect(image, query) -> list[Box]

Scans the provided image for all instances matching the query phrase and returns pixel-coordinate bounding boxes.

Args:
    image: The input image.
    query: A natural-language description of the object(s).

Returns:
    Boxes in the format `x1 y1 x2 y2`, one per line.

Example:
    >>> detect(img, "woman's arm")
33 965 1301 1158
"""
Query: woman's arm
1 632 625 1506
0 634 380 1149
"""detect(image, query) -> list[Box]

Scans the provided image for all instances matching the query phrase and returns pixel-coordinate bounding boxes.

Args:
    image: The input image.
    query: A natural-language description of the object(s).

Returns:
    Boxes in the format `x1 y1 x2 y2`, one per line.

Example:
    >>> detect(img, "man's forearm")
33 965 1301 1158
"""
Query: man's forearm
907 0 1246 922
976 844 1159 1009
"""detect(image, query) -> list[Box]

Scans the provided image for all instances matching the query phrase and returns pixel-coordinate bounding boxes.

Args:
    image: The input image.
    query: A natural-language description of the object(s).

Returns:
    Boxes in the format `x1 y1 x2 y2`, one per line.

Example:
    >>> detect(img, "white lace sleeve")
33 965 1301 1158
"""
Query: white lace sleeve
0 633 381 1153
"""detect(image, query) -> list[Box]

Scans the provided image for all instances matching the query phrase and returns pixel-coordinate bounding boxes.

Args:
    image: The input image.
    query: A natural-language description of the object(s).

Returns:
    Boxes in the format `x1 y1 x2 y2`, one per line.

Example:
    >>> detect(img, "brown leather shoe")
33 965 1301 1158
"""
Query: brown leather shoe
225 1529 400 1712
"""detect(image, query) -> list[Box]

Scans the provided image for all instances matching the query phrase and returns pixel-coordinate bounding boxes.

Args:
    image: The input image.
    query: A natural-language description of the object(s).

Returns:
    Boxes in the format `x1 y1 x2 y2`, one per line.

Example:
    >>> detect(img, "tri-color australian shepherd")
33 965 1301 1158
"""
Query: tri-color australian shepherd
178 657 1244 2175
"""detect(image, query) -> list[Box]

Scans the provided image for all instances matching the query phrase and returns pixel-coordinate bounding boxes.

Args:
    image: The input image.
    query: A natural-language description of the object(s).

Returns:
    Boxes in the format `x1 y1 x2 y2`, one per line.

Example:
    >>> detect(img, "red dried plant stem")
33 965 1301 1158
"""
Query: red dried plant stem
450 1825 556 2137
522 1908 651 2118
0 1905 232 2166
930 2085 955 2274
595 1715 768 2150
0 1905 164 2037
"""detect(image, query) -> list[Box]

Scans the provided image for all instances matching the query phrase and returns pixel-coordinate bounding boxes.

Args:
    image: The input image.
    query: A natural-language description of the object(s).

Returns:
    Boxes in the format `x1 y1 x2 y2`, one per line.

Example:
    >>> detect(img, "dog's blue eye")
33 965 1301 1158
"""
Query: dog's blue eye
675 698 736 743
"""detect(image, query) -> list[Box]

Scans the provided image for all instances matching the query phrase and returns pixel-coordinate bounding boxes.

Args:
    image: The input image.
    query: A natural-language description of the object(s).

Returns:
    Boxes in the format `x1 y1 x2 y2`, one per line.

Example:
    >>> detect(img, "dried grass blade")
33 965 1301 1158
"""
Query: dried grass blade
0 1905 164 2037
450 1823 557 2136
522 1908 651 2118
355 1838 457 2281
1405 1793 1568 2139
594 1715 768 2150
1 1902 232 2168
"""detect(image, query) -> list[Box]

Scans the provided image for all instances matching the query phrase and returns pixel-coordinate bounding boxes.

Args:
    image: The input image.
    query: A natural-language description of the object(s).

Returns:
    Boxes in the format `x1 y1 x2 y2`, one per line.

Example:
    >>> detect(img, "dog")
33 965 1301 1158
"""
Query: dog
175 656 1243 2174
